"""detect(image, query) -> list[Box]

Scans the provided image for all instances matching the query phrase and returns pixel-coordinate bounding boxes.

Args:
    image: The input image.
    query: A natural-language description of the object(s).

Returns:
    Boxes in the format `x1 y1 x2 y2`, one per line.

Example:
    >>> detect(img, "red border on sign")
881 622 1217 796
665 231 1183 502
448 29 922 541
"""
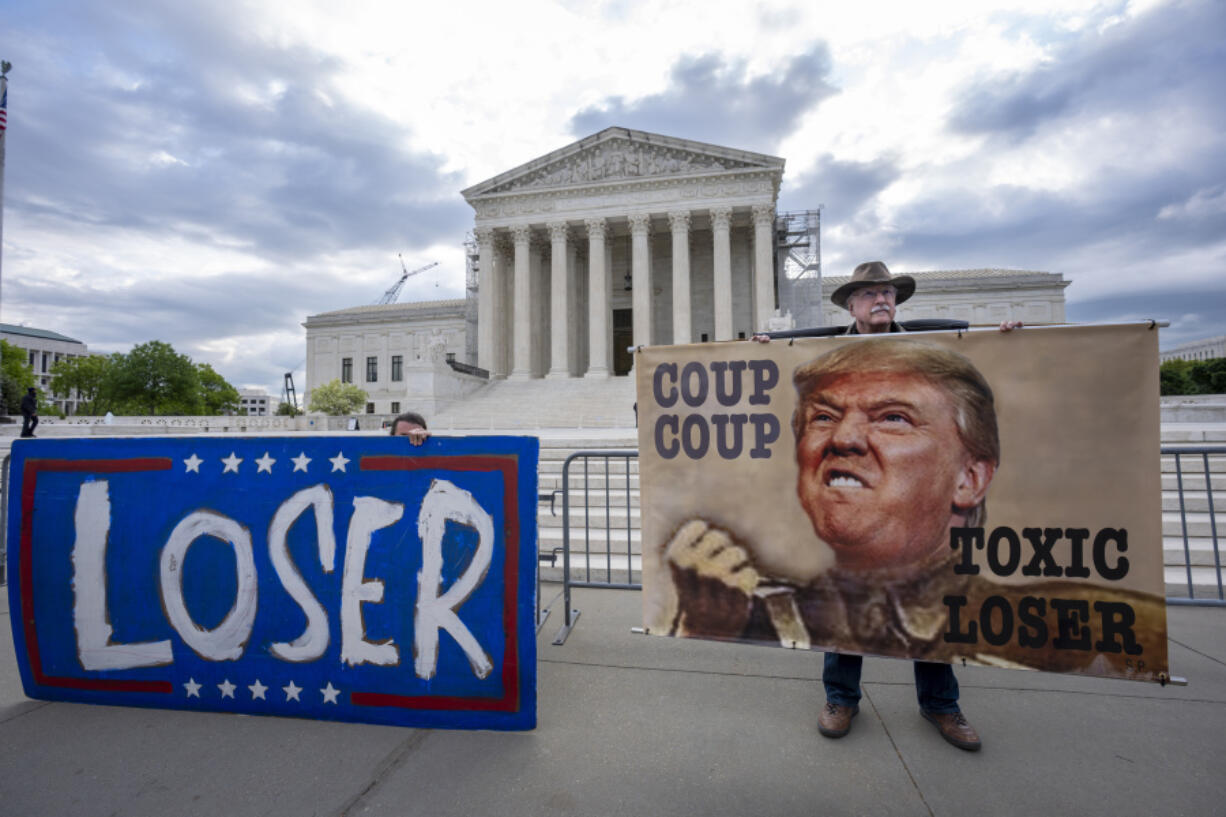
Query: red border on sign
20 458 176 693
17 451 525 712
353 454 522 713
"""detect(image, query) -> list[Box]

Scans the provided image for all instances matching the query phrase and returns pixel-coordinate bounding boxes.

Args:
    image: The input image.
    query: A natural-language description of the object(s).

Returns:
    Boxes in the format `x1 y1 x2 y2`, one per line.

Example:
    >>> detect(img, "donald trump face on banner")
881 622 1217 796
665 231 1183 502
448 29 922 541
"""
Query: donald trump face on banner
659 338 1003 641
791 338 1000 571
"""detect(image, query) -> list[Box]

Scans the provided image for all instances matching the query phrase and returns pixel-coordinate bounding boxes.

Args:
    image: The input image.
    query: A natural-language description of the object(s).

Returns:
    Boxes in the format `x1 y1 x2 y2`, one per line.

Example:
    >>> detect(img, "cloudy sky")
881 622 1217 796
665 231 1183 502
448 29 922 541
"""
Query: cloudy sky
1 0 1222 394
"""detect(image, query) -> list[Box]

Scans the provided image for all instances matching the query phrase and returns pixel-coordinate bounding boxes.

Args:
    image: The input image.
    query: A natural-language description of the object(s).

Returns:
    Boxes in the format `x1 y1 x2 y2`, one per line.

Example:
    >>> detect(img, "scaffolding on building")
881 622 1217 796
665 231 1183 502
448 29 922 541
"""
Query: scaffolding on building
463 232 480 366
774 208 823 330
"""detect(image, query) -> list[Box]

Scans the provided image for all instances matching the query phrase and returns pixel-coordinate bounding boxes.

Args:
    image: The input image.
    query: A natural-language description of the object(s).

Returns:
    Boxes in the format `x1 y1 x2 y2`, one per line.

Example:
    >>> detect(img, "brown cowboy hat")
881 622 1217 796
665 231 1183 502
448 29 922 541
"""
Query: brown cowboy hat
831 261 915 308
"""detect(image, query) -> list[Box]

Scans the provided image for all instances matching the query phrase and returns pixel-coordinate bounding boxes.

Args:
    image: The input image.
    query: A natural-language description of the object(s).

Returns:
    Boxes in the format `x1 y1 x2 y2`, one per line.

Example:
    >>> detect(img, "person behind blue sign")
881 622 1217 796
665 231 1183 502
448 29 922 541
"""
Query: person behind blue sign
390 411 430 446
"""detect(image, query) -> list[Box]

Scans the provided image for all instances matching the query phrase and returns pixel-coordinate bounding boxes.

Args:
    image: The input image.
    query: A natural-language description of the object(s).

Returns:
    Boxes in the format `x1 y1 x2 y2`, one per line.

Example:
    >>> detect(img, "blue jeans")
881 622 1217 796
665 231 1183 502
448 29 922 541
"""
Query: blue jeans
823 652 960 714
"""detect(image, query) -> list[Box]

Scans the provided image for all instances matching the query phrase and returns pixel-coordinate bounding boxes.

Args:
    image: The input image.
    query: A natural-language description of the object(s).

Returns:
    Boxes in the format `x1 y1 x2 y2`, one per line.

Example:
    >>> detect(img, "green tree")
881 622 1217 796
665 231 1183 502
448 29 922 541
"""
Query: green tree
111 341 200 415
196 363 241 415
1160 358 1194 396
276 401 297 416
308 379 367 415
0 339 35 415
49 354 113 414
1188 358 1226 395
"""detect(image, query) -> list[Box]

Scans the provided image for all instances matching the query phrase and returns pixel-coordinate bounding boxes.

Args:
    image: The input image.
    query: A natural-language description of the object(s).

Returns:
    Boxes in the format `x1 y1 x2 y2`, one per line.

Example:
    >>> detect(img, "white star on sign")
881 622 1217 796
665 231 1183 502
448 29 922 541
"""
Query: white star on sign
255 452 276 473
329 452 350 472
248 679 268 700
221 452 243 473
183 678 202 698
283 680 302 702
218 679 236 699
321 682 341 705
291 452 311 472
184 453 203 473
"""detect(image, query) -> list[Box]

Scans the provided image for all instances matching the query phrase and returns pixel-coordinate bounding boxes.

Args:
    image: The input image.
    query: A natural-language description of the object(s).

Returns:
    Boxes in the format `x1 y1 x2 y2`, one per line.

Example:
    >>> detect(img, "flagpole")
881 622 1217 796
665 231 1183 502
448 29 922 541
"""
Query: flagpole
0 61 10 323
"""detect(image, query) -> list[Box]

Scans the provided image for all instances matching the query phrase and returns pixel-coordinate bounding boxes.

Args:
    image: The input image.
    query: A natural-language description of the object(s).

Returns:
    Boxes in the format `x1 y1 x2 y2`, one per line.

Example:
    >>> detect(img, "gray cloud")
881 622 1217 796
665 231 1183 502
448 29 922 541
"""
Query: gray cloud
4 1 468 263
568 45 837 153
873 0 1226 313
779 153 901 220
950 0 1225 140
2 1 472 394
1066 288 1226 350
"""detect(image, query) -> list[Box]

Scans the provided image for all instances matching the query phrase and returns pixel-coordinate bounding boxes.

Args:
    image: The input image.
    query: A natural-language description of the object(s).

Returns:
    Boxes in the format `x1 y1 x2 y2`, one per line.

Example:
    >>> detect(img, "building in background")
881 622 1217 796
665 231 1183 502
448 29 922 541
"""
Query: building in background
1160 334 1226 363
0 323 89 414
303 129 1071 418
302 299 470 414
237 388 271 416
463 127 786 378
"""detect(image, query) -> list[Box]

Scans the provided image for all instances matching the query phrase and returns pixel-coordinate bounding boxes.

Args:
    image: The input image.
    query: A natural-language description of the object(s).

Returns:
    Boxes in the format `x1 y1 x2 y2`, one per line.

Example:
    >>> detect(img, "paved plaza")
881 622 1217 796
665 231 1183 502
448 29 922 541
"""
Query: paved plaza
1 585 1223 817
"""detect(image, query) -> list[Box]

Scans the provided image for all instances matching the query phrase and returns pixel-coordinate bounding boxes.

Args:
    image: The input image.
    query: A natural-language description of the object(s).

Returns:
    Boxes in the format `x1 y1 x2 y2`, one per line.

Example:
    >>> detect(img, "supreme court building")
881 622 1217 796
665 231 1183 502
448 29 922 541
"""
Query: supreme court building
463 127 785 379
304 127 1069 412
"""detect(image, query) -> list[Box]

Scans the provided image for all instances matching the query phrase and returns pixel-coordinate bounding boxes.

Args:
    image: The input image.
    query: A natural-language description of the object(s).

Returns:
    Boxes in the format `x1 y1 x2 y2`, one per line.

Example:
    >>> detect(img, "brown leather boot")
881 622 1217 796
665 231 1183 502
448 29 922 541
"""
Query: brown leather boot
921 710 982 751
817 702 858 738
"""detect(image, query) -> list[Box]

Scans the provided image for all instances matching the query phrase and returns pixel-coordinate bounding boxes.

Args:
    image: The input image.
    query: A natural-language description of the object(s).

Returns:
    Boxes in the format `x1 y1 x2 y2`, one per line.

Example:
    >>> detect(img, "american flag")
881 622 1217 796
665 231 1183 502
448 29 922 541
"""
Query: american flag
0 76 8 134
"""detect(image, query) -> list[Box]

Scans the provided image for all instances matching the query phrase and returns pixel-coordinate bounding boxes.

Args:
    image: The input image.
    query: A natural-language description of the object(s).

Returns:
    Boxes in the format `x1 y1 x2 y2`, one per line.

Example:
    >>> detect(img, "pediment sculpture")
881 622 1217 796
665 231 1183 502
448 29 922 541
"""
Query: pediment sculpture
486 139 760 194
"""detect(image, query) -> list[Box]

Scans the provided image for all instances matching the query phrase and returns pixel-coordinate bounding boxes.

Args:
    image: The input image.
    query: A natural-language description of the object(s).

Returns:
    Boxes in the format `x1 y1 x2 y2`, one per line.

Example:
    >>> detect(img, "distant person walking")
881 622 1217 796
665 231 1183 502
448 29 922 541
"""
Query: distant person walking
20 387 38 438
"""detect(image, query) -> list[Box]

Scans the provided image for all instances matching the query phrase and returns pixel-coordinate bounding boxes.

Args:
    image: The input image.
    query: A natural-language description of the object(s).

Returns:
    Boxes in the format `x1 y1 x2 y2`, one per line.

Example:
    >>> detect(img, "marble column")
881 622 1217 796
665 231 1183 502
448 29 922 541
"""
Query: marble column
495 235 513 377
530 236 546 376
567 239 583 377
547 221 571 378
510 224 533 379
629 213 653 350
752 204 775 332
584 218 610 377
710 207 733 341
668 211 692 345
474 227 497 372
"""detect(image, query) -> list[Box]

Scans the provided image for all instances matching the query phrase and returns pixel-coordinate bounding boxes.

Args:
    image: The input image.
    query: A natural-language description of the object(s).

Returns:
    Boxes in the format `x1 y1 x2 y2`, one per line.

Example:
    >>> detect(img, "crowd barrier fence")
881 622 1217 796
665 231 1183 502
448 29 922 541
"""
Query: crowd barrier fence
549 451 640 645
1164 444 1225 606
546 446 1226 643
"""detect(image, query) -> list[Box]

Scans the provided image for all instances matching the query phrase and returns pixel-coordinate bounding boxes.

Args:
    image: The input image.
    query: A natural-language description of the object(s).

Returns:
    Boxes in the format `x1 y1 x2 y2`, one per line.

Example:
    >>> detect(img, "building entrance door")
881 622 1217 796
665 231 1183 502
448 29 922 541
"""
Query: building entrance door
612 309 633 375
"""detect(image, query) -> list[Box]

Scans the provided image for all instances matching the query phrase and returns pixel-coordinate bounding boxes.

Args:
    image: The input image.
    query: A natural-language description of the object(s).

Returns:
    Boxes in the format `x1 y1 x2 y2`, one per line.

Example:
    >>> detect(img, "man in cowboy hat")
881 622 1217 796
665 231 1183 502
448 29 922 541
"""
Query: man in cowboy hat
832 261 916 334
755 260 1018 340
744 260 1019 750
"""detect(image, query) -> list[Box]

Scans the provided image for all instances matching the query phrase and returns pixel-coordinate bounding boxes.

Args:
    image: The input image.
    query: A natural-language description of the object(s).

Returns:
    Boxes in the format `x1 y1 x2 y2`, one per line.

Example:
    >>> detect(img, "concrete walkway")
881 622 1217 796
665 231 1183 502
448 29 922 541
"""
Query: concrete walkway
1 586 1223 817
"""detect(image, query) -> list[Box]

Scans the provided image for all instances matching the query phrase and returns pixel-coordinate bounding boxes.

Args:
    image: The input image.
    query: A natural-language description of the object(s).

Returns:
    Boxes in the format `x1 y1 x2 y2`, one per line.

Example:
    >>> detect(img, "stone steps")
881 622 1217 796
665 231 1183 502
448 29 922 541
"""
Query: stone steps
1164 566 1225 600
1163 536 1224 566
538 552 642 584
1161 512 1223 538
429 376 639 430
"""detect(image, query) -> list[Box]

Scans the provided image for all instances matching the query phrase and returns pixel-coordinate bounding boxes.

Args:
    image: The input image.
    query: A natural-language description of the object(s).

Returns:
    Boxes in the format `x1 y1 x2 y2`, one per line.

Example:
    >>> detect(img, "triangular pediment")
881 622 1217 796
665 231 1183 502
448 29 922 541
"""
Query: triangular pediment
462 127 784 199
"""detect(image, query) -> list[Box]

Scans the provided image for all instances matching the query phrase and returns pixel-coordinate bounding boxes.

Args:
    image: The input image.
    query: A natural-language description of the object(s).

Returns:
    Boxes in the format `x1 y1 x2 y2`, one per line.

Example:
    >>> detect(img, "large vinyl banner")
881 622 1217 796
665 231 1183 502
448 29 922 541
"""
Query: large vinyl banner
636 324 1170 684
6 435 538 730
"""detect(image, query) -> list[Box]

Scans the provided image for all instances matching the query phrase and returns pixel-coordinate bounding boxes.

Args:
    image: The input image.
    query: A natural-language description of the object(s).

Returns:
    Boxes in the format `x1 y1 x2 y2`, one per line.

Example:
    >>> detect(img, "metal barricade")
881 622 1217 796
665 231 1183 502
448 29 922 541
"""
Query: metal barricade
551 450 639 645
1164 445 1225 606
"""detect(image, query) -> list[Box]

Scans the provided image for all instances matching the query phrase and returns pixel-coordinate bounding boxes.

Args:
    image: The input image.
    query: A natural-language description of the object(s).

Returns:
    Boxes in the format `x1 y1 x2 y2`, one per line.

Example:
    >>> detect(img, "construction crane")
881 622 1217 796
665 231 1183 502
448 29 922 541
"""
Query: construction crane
377 256 439 304
282 373 299 416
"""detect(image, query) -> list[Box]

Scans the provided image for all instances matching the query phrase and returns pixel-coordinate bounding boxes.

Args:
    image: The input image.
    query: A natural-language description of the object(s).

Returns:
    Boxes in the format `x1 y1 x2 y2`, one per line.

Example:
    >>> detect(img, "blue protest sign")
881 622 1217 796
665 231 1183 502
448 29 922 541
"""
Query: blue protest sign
6 435 538 730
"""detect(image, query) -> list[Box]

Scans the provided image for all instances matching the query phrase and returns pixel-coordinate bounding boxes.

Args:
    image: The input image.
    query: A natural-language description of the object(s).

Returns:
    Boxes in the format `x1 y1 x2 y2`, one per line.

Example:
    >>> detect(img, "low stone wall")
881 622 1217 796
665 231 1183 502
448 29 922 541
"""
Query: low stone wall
8 392 1223 435
1160 394 1226 423
3 414 337 435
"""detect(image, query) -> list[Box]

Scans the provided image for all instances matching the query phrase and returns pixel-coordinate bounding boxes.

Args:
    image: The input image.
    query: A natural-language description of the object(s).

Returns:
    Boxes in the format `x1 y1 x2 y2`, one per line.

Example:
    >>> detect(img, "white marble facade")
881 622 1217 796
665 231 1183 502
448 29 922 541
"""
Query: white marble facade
1160 334 1226 363
462 127 785 378
305 128 1077 406
302 300 467 414
0 323 90 414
